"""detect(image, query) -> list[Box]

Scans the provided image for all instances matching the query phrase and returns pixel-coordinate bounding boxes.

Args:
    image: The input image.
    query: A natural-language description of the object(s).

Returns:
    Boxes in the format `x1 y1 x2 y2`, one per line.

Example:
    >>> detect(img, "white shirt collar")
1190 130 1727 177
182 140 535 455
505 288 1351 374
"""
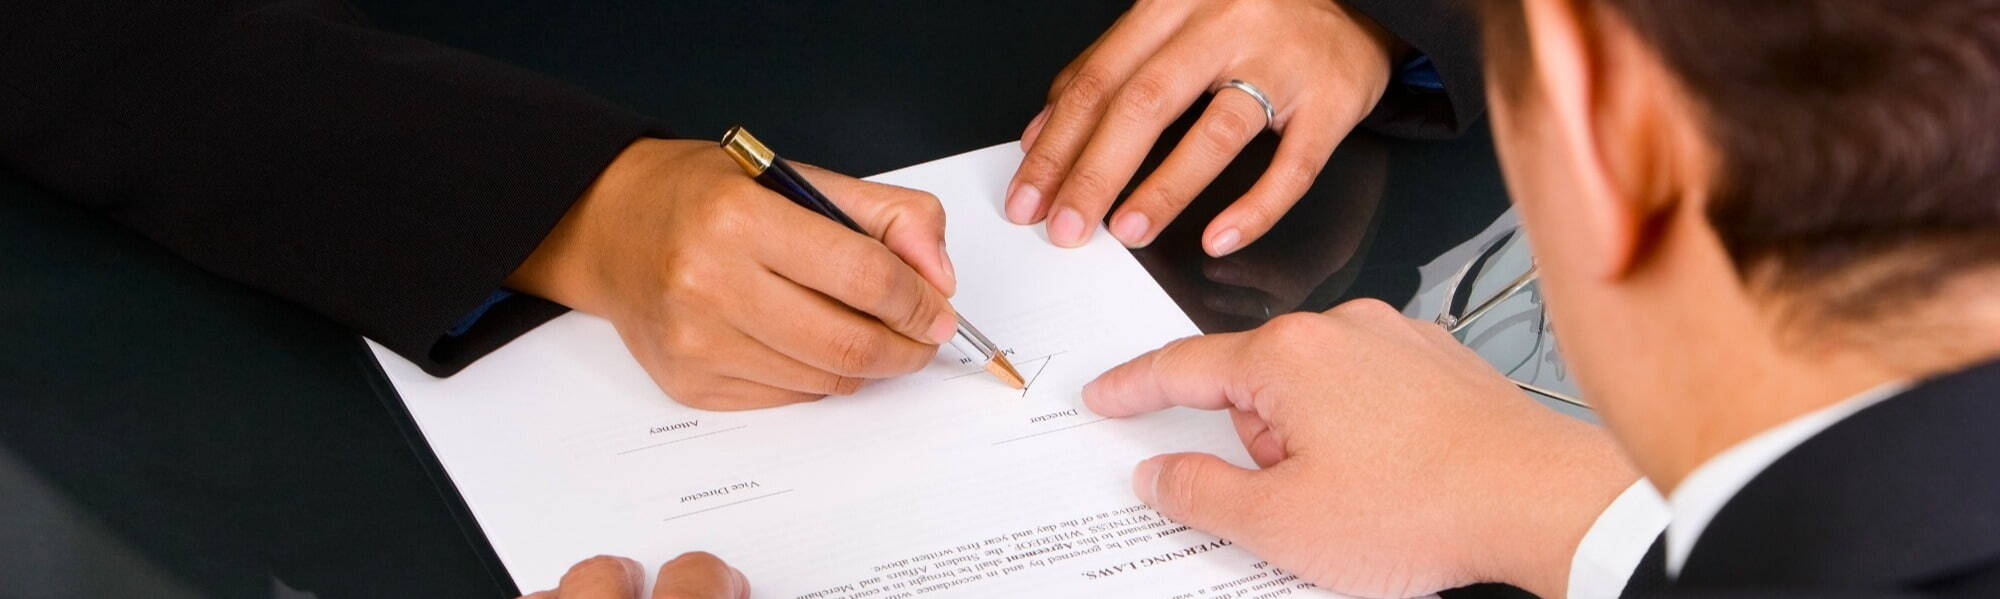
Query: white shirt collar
1662 380 1911 577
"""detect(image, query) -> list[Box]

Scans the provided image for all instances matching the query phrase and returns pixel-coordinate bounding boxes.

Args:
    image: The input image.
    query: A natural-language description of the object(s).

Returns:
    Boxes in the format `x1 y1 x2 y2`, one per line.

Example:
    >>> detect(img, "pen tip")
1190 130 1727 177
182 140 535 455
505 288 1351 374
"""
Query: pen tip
986 354 1027 390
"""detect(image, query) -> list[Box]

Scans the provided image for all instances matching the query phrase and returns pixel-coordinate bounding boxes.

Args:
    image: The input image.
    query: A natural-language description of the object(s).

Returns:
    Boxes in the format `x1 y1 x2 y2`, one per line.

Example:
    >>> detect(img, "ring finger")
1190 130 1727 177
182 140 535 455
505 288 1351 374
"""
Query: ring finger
711 327 869 397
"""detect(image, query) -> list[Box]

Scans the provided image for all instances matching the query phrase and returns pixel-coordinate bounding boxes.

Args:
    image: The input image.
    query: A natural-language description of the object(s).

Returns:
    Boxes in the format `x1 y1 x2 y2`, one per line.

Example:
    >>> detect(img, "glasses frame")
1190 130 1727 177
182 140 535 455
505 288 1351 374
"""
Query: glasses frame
1433 229 1588 409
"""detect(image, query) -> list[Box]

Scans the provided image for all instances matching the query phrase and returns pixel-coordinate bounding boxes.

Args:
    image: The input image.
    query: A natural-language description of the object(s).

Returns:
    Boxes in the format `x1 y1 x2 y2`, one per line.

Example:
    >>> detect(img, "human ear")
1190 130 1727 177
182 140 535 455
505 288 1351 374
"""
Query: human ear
1521 0 1653 280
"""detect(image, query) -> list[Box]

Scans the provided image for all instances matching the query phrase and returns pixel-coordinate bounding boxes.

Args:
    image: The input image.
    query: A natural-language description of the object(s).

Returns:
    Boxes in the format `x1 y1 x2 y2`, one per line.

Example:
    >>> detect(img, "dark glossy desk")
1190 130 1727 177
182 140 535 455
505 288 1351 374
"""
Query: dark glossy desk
0 2 1524 597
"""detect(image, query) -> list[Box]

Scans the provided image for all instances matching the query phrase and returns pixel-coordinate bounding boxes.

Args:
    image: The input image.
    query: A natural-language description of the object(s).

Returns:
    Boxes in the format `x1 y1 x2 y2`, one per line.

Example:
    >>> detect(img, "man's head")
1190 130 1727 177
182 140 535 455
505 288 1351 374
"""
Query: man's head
1479 0 2000 485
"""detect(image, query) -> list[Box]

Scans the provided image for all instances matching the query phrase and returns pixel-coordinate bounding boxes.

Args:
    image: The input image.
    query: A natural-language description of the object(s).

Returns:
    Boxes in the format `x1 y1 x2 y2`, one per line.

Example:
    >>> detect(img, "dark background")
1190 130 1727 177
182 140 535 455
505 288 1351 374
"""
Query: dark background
0 1 1518 597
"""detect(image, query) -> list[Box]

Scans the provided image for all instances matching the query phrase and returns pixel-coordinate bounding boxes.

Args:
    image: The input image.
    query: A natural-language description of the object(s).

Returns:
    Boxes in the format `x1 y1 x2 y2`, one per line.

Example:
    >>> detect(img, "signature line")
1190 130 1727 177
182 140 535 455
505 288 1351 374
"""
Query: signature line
661 489 796 523
992 418 1110 446
617 425 749 455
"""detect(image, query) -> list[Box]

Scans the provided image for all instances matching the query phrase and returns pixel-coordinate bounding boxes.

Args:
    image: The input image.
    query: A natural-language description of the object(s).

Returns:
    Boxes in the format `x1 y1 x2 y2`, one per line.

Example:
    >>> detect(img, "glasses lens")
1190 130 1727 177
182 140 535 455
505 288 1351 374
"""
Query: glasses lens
1448 230 1584 408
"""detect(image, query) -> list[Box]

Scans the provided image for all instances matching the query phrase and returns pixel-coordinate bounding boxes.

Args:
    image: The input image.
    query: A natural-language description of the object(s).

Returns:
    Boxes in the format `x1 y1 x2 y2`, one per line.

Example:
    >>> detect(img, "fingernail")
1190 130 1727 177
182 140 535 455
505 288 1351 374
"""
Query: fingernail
1081 376 1117 416
1006 183 1043 224
1207 228 1242 257
1204 260 1243 283
938 241 957 296
1049 207 1087 247
1132 457 1164 505
928 313 958 345
618 557 643 586
731 566 750 597
1110 211 1151 247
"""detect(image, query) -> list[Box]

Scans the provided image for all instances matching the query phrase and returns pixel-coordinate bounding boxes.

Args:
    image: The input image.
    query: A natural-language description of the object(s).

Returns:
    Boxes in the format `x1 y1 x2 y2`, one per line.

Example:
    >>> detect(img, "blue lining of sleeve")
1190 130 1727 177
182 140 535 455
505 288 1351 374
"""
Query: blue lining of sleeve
1396 54 1446 91
446 290 515 337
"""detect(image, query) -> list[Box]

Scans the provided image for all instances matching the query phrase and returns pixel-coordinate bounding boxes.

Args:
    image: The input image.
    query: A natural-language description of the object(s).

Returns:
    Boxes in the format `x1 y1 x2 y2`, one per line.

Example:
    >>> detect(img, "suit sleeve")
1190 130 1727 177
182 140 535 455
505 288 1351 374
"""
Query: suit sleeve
0 0 667 376
1344 0 1486 138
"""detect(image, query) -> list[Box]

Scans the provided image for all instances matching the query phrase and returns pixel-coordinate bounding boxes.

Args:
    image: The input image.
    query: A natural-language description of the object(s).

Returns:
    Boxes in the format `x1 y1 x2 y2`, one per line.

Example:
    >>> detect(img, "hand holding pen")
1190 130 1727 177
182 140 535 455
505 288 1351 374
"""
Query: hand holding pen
722 127 1024 388
505 137 965 409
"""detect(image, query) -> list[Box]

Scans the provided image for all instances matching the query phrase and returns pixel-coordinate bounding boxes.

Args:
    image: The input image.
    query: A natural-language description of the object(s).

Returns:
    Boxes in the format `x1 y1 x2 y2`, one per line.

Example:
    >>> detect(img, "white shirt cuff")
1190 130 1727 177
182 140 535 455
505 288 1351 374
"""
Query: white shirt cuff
1567 479 1671 599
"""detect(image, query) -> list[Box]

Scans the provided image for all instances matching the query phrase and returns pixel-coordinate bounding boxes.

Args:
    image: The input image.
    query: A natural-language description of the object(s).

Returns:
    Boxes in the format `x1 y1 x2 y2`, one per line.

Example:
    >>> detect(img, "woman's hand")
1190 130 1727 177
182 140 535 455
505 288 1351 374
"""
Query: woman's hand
508 139 958 410
1084 301 1637 598
1009 0 1397 256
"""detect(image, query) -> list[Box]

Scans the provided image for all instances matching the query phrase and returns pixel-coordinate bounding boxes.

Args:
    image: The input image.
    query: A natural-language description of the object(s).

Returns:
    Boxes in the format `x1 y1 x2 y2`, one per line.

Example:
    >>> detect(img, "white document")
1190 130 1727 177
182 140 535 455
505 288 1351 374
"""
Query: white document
371 143 1371 598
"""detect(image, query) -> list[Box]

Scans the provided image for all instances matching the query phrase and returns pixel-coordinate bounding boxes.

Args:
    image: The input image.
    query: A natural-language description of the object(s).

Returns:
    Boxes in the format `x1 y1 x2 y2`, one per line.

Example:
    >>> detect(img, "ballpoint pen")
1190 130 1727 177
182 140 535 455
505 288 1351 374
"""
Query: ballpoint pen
719 126 1027 389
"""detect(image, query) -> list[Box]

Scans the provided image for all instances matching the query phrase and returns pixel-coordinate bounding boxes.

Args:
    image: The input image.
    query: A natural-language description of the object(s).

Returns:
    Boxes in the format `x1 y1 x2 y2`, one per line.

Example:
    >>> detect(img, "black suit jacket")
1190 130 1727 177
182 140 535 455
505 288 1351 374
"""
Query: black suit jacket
1620 359 2000 598
1347 0 1485 139
1 0 1480 376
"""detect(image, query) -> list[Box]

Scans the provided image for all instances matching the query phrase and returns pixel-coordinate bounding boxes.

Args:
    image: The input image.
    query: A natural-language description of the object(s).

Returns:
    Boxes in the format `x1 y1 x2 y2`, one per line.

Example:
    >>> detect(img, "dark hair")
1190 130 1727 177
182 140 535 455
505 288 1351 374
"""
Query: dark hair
1482 0 2000 320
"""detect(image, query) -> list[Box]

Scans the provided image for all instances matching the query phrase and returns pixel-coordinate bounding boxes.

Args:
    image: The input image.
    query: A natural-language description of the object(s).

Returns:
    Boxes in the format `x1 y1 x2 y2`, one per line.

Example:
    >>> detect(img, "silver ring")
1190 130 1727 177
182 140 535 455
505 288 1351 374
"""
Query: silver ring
1218 79 1276 129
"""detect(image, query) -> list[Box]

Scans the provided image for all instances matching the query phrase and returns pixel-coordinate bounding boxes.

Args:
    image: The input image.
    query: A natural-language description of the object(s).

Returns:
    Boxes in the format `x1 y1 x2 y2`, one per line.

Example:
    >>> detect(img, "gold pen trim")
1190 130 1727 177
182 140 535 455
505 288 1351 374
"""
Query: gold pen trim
720 126 775 176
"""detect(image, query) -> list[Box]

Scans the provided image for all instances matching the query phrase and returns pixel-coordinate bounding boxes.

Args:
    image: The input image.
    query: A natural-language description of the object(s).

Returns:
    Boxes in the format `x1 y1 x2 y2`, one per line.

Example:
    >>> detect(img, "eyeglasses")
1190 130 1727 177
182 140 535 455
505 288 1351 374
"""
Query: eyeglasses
1433 227 1587 409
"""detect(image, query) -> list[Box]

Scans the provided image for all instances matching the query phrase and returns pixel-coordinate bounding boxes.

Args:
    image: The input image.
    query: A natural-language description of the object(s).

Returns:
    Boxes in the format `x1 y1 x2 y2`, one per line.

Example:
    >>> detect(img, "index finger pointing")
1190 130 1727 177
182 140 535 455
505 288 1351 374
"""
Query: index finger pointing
1083 332 1256 418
